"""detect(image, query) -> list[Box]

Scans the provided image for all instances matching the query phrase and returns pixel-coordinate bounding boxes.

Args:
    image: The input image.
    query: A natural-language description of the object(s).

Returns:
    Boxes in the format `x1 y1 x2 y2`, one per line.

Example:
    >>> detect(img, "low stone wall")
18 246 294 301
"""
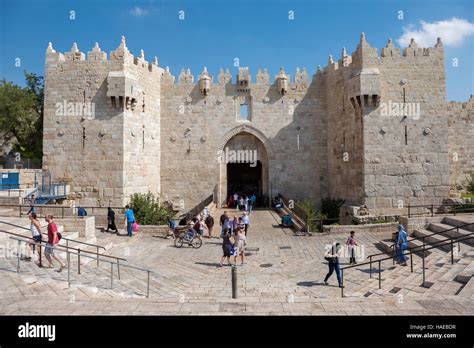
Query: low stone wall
398 216 444 232
322 222 399 235
55 216 95 237
134 224 169 237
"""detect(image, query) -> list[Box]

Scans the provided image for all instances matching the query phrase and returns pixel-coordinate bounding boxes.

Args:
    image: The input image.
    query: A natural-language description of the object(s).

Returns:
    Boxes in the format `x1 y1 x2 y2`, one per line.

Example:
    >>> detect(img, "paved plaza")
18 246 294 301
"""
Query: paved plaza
0 207 472 315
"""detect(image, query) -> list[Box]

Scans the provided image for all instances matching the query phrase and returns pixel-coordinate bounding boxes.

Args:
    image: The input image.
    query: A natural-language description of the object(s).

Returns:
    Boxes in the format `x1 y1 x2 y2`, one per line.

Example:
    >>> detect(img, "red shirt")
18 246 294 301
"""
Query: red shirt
47 222 58 245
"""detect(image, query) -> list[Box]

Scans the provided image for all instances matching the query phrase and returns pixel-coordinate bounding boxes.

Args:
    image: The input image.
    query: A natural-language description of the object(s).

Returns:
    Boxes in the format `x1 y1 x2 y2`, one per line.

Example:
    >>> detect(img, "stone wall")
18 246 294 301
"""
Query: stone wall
56 216 95 238
448 96 474 189
41 34 473 216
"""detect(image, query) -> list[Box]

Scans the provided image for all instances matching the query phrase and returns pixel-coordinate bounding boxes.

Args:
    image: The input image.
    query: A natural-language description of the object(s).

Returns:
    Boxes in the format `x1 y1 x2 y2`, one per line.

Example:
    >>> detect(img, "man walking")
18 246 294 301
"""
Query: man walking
205 214 215 238
324 243 343 288
44 215 66 272
241 212 250 236
122 205 135 237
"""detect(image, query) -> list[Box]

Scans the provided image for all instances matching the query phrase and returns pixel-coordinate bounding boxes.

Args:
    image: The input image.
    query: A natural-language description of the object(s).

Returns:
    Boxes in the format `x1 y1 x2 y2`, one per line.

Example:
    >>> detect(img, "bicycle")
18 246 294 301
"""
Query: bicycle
174 229 203 248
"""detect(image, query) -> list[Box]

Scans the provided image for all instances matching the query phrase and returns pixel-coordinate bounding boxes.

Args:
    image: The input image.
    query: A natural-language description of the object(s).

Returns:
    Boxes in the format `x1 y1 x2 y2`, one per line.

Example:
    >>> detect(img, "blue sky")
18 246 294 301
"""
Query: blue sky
1 0 473 101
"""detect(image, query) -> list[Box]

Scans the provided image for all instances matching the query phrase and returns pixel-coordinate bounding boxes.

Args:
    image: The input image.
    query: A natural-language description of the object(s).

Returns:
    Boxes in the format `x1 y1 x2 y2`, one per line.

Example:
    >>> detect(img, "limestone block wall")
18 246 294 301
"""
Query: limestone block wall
43 38 163 207
121 54 163 202
43 42 126 207
448 96 474 188
363 38 450 212
160 67 327 210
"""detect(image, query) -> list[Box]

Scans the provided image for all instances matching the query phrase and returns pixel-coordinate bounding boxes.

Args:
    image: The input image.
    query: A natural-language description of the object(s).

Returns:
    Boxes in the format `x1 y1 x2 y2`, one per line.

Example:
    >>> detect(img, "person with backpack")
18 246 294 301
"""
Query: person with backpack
346 231 358 264
78 206 88 217
234 227 247 265
205 214 214 238
44 215 66 272
396 224 408 266
323 243 343 288
122 205 135 237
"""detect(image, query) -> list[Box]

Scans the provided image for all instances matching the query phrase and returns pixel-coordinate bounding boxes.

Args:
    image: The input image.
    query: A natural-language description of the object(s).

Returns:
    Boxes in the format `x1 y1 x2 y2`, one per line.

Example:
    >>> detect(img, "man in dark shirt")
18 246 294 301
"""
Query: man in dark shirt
205 214 214 238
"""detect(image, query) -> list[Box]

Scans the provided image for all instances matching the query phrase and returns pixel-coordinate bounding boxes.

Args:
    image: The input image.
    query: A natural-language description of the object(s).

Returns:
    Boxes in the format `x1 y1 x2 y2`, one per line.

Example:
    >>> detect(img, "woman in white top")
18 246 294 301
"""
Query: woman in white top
233 227 247 265
27 213 42 262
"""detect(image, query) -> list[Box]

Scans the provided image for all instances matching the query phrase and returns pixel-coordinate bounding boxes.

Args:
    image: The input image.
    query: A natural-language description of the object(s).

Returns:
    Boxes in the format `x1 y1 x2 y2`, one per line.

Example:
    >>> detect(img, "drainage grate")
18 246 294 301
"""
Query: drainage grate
389 287 402 294
244 252 253 256
435 263 445 267
279 246 291 250
364 292 372 297
260 263 273 268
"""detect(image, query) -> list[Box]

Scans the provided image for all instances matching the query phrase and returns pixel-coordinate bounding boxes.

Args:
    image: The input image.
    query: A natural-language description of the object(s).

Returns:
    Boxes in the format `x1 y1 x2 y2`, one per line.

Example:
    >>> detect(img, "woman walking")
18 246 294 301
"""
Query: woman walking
219 228 233 267
26 213 42 263
105 207 118 233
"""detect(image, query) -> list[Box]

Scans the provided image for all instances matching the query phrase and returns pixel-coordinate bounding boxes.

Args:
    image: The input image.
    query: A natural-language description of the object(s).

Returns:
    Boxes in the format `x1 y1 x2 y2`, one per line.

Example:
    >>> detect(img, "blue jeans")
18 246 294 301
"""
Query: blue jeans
324 261 342 286
127 221 133 237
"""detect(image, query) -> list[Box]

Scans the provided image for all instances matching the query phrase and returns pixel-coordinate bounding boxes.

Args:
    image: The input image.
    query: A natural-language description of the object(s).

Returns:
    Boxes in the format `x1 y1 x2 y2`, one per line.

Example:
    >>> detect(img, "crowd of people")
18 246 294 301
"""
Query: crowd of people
227 192 257 213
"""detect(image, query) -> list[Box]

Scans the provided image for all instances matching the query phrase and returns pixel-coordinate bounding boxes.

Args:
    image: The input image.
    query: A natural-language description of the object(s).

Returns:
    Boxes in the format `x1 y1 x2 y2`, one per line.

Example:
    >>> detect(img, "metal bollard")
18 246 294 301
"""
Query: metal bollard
231 265 238 299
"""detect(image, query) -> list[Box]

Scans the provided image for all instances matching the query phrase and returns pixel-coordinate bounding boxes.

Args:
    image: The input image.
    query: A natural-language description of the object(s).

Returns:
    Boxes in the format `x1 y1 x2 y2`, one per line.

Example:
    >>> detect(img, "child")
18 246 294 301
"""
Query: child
346 231 358 264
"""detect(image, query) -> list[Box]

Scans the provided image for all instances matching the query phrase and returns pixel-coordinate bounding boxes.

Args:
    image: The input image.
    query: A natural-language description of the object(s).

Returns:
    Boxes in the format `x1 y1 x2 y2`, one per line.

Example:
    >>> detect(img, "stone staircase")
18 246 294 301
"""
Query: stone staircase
356 215 474 300
0 215 153 299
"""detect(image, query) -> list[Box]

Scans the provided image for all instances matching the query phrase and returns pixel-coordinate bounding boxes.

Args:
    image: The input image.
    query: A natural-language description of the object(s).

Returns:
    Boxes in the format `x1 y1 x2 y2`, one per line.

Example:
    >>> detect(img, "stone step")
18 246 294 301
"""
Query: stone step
413 229 452 252
443 216 474 232
428 222 474 245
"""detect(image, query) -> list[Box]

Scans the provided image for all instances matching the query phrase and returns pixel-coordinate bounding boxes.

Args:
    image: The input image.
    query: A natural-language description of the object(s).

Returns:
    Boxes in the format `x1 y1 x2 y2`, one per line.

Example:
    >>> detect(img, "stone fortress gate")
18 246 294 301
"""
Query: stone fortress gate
42 34 473 213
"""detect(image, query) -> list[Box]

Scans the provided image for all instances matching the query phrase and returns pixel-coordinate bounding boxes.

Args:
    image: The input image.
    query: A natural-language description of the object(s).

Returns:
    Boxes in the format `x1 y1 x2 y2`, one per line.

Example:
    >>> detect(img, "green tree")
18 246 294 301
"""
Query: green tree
0 72 44 159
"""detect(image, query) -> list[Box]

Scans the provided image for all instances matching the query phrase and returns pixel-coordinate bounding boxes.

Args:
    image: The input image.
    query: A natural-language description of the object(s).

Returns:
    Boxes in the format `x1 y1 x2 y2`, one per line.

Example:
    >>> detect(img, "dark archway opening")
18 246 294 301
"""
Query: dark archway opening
227 161 263 206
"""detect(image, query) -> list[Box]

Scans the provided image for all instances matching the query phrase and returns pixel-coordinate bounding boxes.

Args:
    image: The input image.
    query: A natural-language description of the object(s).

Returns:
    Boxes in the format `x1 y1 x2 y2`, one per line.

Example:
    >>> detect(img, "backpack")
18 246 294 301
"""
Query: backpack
57 232 62 241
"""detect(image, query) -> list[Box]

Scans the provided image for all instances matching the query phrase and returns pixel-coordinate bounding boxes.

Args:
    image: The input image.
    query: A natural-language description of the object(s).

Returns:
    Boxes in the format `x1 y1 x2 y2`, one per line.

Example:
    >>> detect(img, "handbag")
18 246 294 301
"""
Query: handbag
132 221 139 232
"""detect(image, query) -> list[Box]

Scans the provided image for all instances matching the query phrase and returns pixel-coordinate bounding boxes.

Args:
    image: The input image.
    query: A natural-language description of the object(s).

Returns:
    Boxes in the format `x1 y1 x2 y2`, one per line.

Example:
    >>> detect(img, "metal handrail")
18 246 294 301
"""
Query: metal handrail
0 228 125 264
366 222 474 259
340 232 474 298
408 203 474 218
0 220 107 252
0 203 127 219
7 235 153 298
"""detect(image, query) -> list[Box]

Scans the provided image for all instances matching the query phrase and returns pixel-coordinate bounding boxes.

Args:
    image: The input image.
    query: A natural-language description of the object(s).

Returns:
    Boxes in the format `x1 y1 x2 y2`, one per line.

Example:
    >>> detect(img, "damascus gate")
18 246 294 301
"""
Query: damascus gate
42 34 474 215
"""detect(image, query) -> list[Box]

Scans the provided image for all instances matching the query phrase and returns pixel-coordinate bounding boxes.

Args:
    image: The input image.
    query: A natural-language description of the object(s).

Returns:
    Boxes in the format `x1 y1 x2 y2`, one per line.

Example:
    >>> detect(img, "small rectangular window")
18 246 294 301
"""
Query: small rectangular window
240 104 248 120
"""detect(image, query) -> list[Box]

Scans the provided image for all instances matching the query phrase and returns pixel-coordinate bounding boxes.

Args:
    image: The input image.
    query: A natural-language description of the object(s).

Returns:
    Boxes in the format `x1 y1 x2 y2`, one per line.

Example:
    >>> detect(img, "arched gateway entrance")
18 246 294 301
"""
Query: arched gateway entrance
218 126 270 207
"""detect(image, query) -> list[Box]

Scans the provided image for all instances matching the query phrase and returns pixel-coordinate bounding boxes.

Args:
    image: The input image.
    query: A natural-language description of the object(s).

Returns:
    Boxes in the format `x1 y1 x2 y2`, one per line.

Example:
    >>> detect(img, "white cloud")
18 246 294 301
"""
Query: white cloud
397 17 474 47
129 6 149 17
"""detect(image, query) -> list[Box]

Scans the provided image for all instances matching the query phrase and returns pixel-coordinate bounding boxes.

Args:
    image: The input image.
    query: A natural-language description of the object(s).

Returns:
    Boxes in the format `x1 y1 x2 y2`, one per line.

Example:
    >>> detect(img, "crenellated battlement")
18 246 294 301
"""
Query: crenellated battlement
45 36 161 75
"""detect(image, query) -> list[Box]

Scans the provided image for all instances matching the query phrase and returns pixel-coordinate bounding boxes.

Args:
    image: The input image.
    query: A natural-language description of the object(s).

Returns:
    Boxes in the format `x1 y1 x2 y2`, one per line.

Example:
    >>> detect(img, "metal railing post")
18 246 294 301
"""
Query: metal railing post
410 248 413 273
407 204 411 218
341 268 344 298
17 240 21 273
450 237 454 264
378 260 381 289
39 239 42 268
369 256 372 278
431 205 434 217
78 248 81 274
147 271 150 298
110 263 114 289
231 265 238 299
422 243 426 287
62 206 64 219
67 251 71 288
117 259 120 280
97 246 99 266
